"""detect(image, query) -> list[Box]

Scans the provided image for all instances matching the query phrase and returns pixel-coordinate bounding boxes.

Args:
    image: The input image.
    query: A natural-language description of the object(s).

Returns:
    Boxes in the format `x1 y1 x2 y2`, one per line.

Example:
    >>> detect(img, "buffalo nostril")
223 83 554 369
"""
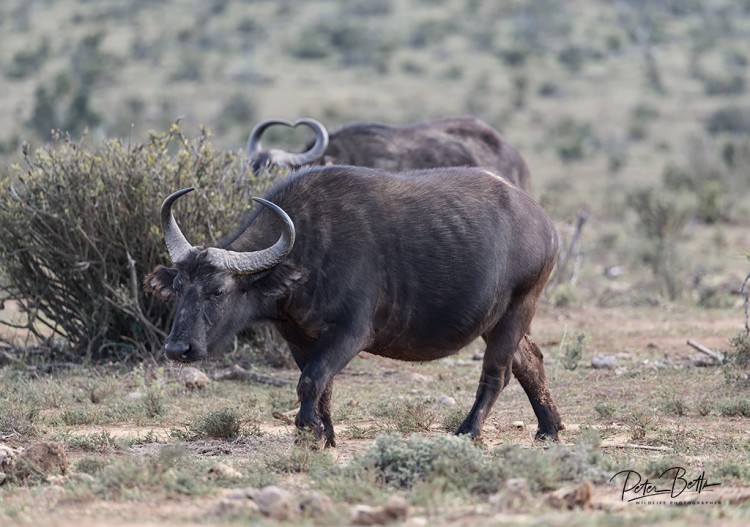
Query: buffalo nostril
164 341 190 361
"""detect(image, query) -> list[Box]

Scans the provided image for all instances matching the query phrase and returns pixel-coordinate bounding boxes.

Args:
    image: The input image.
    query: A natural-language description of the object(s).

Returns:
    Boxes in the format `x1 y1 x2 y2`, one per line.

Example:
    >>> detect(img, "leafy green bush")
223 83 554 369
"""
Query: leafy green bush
660 398 688 416
377 400 438 434
561 332 586 370
6 38 50 80
0 124 270 360
724 332 750 387
628 102 660 141
75 445 209 500
287 18 392 70
216 93 258 133
181 407 257 440
362 433 499 494
626 187 693 299
700 73 746 96
706 105 750 135
549 117 598 162
594 401 616 419
495 442 610 491
550 284 577 308
716 397 750 417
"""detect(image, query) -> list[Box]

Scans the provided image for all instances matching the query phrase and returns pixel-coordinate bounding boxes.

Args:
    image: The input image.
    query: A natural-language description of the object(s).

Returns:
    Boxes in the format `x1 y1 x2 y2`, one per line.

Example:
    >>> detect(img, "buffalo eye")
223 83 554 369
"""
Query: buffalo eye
172 275 185 293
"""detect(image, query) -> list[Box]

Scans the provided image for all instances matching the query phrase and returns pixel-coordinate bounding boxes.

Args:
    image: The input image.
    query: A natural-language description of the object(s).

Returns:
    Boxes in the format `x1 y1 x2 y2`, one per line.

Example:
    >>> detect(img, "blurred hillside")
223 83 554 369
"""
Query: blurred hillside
1 0 749 306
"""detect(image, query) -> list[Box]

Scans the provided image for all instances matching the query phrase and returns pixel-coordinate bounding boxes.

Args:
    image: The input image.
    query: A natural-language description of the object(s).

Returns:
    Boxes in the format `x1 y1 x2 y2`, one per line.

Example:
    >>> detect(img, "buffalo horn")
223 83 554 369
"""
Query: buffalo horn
205 197 296 274
246 118 329 166
161 187 195 264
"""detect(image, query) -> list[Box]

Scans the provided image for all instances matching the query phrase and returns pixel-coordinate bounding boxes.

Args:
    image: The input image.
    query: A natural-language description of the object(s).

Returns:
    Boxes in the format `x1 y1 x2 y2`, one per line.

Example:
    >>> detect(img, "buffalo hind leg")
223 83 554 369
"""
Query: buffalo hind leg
512 334 563 440
456 326 514 439
456 297 534 439
318 381 336 448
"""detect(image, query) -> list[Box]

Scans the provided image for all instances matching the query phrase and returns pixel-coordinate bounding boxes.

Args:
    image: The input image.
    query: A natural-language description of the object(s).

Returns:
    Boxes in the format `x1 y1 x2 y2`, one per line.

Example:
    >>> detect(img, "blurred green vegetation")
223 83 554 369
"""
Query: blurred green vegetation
0 0 749 355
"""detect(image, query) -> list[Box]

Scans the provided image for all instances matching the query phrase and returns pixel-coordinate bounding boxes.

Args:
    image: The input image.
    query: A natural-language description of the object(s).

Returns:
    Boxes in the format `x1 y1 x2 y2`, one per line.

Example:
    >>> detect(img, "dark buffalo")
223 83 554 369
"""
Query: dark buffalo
145 166 560 446
246 117 531 192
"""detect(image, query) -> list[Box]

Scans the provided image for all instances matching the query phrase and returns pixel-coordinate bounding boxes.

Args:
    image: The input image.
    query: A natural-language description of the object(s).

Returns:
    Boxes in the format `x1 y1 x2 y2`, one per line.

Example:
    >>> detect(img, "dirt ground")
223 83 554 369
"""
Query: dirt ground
2 303 750 526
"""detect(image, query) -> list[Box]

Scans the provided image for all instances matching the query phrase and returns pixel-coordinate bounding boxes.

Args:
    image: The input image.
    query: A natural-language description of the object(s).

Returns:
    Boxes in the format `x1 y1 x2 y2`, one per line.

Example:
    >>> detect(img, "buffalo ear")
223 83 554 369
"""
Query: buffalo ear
250 261 309 298
144 265 179 299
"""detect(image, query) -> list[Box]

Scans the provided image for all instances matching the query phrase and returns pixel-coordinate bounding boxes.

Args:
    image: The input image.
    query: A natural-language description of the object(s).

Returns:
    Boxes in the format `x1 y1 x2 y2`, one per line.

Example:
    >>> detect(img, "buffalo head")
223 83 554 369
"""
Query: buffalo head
145 188 303 362
246 118 329 173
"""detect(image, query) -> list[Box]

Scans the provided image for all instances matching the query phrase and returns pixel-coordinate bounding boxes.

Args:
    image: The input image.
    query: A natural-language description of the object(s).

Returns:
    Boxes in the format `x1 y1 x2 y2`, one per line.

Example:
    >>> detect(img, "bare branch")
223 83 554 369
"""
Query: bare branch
686 339 724 363
213 364 294 387
741 271 750 337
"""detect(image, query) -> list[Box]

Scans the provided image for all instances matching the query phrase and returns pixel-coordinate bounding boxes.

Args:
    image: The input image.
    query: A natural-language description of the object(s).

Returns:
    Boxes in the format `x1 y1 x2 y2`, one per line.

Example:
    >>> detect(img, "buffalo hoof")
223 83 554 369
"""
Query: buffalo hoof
295 428 324 449
454 421 481 440
294 411 324 448
534 428 560 442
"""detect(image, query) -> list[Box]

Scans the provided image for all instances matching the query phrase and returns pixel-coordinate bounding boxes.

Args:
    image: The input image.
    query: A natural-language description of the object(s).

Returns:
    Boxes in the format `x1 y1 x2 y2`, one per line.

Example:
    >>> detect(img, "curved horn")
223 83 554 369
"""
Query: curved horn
283 118 329 166
205 197 295 274
246 118 329 167
161 187 195 264
246 118 295 155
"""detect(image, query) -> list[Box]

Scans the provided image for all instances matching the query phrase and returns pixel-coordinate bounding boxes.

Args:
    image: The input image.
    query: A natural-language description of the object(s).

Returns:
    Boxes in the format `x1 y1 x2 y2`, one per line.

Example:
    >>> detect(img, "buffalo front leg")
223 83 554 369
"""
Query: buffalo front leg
512 334 563 440
287 345 336 447
294 326 368 445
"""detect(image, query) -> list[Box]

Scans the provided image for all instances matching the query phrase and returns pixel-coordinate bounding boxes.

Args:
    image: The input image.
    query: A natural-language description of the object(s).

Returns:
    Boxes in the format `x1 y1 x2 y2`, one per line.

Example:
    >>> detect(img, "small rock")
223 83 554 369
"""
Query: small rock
299 491 334 518
351 505 392 526
436 395 456 406
405 517 429 527
207 462 243 480
411 373 431 383
70 472 95 484
351 496 408 525
223 487 258 500
213 498 260 516
651 359 672 370
506 478 531 508
512 421 525 430
546 481 592 510
255 485 298 521
13 442 68 483
180 366 210 390
125 391 144 400
383 495 409 520
0 444 17 473
490 477 530 511
591 355 617 369
46 474 68 485
690 357 716 368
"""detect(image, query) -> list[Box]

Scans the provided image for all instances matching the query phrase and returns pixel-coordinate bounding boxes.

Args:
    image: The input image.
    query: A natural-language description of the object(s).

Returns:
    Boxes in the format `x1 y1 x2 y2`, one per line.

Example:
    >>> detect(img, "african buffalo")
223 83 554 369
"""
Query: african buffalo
246 117 532 192
145 165 561 446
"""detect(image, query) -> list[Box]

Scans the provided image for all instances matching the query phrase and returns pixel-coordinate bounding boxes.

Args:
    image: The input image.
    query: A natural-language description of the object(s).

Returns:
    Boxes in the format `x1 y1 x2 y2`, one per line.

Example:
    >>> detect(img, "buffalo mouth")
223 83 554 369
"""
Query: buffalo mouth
164 340 205 363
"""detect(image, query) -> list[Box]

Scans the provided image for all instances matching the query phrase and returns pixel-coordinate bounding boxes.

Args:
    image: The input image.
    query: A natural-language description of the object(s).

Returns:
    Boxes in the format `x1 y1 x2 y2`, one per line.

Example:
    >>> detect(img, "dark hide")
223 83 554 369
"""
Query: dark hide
250 117 531 192
146 166 560 445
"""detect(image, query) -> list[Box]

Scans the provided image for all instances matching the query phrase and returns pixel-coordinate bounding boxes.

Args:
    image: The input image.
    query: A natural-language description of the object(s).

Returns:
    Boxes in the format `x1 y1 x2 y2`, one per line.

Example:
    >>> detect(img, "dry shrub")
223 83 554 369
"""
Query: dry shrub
626 187 693 300
0 123 271 361
724 331 750 387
